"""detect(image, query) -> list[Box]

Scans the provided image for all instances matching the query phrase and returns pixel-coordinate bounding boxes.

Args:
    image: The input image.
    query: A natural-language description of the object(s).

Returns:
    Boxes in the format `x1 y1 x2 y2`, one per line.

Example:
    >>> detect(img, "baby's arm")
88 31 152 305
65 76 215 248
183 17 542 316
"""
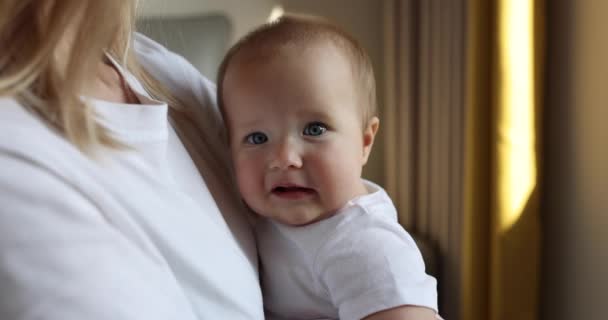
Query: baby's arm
317 217 440 320
363 305 438 320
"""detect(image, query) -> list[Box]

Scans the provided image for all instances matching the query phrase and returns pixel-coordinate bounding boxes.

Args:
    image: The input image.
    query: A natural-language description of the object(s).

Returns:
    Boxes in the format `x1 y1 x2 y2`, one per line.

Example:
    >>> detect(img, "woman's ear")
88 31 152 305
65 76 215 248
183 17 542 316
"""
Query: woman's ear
362 117 380 165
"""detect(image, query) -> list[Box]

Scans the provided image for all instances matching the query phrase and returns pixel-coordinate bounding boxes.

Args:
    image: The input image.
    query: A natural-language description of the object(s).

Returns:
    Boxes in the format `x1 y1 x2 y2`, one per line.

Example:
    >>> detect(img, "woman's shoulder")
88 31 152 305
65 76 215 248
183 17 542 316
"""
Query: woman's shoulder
0 97 93 185
133 33 217 108
0 97 60 151
0 97 45 132
1 97 70 148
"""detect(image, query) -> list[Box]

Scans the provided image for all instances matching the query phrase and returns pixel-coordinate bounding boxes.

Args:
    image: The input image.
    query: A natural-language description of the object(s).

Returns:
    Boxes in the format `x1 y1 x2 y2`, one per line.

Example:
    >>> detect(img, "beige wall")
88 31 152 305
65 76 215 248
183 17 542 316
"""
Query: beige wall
542 1 608 319
277 0 386 186
138 0 275 43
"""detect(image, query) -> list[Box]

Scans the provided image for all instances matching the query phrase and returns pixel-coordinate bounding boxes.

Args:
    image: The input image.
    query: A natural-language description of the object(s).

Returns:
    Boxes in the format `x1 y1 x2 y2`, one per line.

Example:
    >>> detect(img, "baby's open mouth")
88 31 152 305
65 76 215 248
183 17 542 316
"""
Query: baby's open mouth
272 186 316 198
273 186 315 193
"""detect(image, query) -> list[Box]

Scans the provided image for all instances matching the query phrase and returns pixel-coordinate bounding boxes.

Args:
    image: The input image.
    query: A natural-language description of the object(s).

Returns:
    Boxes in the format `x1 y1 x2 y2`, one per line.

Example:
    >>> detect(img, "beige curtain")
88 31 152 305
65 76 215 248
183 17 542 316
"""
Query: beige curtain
463 0 544 319
382 0 543 319
382 0 465 317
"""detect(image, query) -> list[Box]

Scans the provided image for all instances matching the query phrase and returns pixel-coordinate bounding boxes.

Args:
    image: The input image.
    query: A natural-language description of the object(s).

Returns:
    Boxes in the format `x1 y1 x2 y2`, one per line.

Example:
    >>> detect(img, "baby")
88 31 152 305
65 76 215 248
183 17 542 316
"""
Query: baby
217 15 440 320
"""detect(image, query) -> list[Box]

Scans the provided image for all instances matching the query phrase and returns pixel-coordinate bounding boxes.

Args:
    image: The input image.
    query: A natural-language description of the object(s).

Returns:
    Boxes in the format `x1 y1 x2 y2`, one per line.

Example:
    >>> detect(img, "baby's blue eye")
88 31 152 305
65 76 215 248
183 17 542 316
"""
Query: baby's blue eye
245 132 268 145
303 122 327 136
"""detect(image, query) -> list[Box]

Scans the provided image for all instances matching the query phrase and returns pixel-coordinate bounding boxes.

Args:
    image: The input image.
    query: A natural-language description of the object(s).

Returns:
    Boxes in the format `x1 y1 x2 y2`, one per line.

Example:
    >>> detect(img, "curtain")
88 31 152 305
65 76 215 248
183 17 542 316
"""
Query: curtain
382 0 543 319
382 0 465 318
464 0 544 319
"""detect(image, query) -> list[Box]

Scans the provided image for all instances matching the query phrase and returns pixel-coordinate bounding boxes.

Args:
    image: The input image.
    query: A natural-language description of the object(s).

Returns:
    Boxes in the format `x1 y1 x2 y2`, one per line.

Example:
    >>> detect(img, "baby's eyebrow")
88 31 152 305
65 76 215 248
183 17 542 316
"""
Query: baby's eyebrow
297 108 333 120
230 117 264 129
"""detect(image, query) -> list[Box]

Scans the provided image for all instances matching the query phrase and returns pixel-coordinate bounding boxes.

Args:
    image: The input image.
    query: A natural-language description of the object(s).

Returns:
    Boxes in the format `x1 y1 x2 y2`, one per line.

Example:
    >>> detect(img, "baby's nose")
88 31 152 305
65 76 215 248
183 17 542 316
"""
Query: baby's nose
268 140 303 170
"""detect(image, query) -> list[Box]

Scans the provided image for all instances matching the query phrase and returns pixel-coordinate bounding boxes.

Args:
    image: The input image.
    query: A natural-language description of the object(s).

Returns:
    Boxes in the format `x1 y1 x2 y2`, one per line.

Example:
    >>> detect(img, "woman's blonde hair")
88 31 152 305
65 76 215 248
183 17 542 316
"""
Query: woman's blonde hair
0 0 185 152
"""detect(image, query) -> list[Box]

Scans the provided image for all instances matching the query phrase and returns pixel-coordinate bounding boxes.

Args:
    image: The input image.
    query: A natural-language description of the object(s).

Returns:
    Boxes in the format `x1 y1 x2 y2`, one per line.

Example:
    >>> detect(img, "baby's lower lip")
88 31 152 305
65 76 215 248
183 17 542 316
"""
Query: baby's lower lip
271 187 316 199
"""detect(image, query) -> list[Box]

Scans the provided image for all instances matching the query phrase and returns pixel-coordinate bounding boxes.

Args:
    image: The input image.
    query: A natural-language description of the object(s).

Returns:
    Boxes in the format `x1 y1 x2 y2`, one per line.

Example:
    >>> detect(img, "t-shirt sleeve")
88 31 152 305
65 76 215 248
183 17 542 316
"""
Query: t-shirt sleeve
0 153 197 320
315 221 438 320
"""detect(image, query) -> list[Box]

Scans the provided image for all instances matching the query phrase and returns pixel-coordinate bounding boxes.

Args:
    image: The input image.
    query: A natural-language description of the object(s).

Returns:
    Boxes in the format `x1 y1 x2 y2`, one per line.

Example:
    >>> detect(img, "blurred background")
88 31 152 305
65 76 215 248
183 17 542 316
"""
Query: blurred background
137 1 607 319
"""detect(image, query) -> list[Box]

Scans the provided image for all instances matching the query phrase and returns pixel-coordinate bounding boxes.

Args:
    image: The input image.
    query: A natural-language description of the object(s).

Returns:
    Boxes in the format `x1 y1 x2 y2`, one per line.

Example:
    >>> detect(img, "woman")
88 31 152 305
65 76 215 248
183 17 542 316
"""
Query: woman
0 1 263 319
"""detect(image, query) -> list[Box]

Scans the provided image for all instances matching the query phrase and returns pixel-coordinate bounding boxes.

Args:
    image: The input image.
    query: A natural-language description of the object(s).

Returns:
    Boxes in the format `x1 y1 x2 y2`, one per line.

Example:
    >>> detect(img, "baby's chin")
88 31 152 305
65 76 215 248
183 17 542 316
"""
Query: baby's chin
258 213 314 227
260 208 338 227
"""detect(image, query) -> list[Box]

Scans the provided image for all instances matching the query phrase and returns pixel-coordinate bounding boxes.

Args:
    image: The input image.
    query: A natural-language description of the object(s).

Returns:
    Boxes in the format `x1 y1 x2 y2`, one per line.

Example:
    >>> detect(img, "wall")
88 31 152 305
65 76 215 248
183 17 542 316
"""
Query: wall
138 0 275 43
542 1 608 319
137 15 231 81
277 0 386 185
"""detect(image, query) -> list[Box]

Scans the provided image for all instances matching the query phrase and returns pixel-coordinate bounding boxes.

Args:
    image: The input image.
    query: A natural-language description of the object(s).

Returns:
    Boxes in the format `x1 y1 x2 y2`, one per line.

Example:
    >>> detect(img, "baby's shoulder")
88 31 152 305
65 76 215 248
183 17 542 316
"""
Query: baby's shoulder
316 205 421 264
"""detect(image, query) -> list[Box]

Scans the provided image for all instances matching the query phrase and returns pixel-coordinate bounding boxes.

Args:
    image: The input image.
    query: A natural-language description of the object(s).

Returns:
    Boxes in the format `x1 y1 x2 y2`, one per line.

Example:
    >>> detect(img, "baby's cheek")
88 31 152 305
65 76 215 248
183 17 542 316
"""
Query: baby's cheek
234 162 259 201
319 147 354 174
317 146 363 192
313 154 348 189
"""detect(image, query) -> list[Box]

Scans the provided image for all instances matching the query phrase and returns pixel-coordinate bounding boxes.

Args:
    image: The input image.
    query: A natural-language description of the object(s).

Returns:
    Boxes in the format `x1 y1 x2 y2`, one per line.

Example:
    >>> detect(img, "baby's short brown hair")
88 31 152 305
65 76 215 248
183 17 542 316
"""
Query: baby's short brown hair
217 14 377 127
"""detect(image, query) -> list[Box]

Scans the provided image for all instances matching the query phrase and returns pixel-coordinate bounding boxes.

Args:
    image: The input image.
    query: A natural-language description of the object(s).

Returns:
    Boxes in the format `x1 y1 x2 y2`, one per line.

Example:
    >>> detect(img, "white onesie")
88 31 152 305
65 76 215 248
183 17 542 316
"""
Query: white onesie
256 180 438 320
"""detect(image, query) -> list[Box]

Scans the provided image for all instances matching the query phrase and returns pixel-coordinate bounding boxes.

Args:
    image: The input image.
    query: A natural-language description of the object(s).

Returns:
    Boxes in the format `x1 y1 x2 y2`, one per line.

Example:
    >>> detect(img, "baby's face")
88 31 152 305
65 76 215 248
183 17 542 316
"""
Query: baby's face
222 45 376 226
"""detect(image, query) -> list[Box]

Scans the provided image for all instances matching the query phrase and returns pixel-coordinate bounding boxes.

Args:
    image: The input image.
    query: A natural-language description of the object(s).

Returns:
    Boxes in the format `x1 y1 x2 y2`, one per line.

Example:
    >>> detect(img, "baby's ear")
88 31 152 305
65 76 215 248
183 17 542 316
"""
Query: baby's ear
362 117 380 165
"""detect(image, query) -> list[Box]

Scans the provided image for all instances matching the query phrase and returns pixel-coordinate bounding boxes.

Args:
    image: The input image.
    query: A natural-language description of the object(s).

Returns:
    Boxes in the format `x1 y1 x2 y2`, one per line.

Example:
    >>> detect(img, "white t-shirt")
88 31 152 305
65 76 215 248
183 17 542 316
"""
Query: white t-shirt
0 34 263 320
257 180 438 320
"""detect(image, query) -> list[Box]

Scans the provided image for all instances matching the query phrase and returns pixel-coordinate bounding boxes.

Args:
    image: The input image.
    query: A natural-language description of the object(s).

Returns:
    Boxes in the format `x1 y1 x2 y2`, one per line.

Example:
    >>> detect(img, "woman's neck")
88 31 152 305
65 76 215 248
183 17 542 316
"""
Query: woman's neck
84 59 139 104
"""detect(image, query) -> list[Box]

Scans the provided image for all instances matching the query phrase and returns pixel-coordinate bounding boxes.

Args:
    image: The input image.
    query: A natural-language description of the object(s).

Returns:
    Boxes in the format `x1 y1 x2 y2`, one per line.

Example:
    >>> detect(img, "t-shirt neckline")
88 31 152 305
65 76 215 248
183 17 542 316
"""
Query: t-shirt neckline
85 54 169 143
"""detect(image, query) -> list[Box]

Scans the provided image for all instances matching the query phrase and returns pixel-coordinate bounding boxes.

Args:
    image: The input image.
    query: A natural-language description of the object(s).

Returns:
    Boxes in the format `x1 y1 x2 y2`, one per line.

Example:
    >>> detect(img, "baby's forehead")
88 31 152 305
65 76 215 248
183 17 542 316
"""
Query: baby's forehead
230 44 366 99
231 36 354 67
227 45 359 97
